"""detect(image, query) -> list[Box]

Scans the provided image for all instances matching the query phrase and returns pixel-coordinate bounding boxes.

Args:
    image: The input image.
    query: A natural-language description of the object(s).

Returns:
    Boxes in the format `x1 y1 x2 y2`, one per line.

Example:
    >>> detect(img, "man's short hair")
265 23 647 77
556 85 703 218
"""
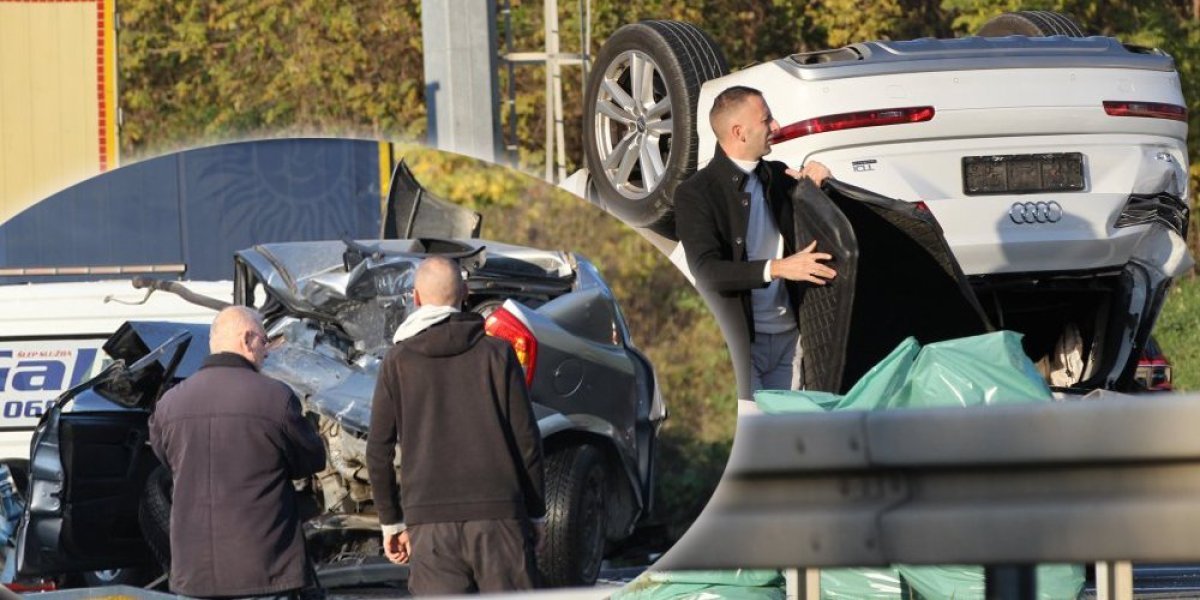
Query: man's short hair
709 85 764 134
415 256 465 307
209 306 264 354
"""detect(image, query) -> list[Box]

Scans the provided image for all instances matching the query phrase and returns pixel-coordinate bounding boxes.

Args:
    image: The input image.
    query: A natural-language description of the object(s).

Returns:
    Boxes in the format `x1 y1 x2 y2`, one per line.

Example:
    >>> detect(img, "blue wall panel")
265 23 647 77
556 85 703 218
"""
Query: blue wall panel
0 138 384 283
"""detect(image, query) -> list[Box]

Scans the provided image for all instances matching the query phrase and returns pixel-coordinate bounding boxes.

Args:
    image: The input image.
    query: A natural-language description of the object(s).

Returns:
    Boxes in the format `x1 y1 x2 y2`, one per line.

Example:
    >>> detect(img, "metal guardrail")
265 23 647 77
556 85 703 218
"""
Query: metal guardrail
659 393 1200 598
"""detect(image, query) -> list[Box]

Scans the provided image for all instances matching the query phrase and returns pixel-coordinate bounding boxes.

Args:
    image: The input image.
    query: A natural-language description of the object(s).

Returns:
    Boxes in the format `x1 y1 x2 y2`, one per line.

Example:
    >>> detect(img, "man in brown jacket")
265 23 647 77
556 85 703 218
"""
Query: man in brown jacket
150 306 326 598
367 256 546 595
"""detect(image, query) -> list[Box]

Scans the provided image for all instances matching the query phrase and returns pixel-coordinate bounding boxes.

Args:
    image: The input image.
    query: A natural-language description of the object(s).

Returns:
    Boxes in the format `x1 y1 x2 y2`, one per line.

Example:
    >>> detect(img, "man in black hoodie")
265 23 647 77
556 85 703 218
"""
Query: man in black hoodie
366 256 546 595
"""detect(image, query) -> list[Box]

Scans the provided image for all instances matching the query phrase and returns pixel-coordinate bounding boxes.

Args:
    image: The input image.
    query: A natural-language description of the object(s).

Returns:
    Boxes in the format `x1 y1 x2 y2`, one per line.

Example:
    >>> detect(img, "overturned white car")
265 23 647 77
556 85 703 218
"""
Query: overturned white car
582 11 1192 392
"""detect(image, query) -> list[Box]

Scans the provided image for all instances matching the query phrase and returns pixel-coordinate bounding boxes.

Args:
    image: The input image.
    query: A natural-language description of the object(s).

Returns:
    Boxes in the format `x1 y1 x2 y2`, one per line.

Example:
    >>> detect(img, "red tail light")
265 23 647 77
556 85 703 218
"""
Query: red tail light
484 307 537 387
771 106 935 144
6 580 58 593
1103 101 1187 122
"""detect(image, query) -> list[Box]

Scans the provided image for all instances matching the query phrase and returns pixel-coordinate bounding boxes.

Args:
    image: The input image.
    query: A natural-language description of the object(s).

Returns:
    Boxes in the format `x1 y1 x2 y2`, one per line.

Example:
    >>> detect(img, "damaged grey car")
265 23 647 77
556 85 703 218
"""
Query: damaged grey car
15 179 665 590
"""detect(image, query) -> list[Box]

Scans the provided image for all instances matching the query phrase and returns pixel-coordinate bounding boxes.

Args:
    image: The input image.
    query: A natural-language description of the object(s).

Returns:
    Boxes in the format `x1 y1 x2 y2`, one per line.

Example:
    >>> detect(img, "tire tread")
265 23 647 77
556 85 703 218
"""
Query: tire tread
138 466 172 571
538 445 606 587
977 11 1085 38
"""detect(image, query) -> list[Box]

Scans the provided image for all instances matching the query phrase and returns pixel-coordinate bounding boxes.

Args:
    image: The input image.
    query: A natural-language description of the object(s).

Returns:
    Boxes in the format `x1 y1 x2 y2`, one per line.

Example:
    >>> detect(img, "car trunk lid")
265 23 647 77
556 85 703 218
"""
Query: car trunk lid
793 179 992 393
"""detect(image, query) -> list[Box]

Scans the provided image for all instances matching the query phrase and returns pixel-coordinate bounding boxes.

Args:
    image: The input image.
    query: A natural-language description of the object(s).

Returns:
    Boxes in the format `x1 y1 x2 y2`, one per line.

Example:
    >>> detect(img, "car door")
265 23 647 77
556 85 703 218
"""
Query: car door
16 323 196 576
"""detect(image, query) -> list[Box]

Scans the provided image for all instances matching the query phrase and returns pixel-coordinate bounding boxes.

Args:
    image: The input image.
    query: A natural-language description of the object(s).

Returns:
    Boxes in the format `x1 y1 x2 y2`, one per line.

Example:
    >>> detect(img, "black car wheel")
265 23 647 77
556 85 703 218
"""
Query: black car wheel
583 20 727 235
539 444 608 587
977 11 1086 37
139 465 173 571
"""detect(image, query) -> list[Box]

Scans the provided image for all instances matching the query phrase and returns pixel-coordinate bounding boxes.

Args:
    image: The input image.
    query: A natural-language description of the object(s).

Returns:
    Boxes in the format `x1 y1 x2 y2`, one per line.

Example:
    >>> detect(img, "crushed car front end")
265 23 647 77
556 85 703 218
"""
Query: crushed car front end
17 237 663 589
234 238 664 585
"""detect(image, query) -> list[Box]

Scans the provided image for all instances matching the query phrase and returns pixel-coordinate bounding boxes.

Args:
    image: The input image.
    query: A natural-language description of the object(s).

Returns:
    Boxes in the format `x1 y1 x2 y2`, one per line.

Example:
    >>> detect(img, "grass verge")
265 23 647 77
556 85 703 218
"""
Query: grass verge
1156 273 1200 391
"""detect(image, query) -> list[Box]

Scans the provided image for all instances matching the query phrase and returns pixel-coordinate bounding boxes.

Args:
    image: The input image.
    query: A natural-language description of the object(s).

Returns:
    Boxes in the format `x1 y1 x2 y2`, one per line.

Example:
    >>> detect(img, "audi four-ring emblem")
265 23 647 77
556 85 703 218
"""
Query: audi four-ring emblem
1009 201 1063 224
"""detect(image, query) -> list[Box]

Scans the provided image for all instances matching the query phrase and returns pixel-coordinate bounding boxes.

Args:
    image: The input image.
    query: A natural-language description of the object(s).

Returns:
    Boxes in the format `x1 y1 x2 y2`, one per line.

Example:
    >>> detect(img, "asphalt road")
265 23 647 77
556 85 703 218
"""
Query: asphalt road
322 563 643 599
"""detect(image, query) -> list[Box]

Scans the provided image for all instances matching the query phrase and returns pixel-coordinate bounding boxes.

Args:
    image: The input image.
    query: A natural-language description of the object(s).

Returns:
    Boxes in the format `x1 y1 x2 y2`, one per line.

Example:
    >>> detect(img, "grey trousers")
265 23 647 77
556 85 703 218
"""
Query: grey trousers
750 327 802 393
407 519 539 596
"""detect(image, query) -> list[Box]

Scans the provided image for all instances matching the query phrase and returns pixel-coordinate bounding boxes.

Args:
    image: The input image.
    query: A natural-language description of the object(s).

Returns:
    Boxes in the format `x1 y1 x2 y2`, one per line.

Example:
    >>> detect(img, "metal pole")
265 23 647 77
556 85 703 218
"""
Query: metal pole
784 568 821 599
542 0 555 182
421 0 502 163
1095 561 1134 600
577 0 592 180
784 568 798 600
503 0 518 168
543 0 568 183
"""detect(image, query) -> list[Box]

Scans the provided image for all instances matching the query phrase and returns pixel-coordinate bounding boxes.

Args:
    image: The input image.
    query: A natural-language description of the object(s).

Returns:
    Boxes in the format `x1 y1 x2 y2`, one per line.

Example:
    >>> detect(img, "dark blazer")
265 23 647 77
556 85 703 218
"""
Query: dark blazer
150 353 326 598
675 145 803 344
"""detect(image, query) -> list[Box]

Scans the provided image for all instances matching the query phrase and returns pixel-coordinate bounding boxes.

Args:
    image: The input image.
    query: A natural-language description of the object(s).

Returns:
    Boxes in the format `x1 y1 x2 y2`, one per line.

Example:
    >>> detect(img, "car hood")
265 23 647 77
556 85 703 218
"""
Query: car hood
234 238 576 354
792 179 993 393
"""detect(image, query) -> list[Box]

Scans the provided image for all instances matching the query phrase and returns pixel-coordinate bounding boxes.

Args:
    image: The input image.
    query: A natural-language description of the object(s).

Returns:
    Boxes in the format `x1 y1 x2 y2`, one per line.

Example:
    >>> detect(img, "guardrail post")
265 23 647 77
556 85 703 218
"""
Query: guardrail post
785 568 820 599
984 565 1036 599
1095 561 1133 600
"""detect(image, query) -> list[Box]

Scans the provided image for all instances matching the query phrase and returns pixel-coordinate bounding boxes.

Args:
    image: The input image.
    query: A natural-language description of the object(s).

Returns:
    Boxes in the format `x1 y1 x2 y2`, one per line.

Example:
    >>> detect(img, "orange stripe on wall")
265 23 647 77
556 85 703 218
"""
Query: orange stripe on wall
95 0 106 171
103 0 117 169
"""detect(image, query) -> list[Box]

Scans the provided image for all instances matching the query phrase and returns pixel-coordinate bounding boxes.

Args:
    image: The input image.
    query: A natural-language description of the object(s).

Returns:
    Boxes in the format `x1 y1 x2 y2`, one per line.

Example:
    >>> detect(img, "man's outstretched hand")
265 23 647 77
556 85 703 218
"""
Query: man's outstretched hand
770 240 837 285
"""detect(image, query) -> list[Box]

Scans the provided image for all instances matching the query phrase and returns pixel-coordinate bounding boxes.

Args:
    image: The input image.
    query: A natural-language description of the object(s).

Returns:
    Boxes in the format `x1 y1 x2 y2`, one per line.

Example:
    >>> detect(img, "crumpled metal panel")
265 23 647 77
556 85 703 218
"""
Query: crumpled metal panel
383 159 482 239
261 320 377 434
303 372 378 435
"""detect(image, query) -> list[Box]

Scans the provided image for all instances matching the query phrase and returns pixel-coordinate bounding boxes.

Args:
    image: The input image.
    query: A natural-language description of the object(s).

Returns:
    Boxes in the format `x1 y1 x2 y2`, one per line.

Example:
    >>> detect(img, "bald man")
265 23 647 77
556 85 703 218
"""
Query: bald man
675 85 837 409
150 306 326 598
367 256 546 595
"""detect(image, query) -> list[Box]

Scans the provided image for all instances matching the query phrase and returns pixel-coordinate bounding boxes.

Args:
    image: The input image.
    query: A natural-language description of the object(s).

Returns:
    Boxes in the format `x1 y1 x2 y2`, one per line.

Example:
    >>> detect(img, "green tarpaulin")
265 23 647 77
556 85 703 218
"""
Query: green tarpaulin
618 332 1084 600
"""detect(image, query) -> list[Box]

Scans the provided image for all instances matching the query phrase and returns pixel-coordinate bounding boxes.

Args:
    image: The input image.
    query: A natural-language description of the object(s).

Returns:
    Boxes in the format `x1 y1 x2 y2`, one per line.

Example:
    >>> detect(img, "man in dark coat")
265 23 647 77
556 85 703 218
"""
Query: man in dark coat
366 256 546 595
675 85 837 409
150 306 326 598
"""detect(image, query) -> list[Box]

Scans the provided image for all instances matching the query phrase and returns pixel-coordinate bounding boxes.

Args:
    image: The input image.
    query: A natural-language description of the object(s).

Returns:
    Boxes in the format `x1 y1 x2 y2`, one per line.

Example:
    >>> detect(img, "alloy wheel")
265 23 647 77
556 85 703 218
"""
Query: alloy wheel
592 50 673 201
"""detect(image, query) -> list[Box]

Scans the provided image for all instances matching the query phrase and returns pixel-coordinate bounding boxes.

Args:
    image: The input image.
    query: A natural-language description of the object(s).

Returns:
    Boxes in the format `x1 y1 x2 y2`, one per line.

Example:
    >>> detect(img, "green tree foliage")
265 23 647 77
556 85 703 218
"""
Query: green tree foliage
119 0 426 157
1156 274 1200 391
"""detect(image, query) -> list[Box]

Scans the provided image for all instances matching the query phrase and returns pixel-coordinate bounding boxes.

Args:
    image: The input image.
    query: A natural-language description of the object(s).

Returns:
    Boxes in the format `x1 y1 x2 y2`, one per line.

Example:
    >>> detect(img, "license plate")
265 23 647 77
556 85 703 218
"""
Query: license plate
962 153 1085 195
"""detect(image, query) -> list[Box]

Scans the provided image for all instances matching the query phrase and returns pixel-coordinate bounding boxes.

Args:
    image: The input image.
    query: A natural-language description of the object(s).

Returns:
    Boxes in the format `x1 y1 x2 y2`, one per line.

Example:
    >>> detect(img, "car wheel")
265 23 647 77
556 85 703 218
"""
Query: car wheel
976 11 1085 37
138 465 172 572
539 444 607 587
583 20 727 236
81 567 153 587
